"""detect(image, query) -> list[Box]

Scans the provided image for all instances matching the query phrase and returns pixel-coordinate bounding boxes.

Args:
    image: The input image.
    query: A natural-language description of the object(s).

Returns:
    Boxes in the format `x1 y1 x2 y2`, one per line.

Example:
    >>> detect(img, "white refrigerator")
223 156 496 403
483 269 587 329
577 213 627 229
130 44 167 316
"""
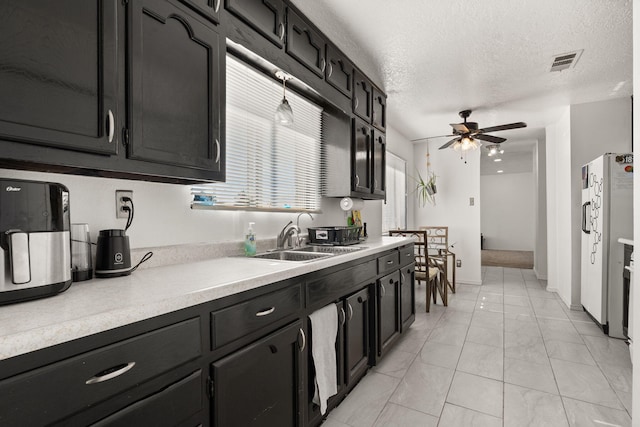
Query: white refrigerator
581 153 633 339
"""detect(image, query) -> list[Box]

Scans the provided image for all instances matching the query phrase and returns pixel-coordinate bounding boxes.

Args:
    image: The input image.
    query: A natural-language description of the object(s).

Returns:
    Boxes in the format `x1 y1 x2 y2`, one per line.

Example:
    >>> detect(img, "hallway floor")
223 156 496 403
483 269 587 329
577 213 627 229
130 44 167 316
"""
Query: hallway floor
323 267 632 426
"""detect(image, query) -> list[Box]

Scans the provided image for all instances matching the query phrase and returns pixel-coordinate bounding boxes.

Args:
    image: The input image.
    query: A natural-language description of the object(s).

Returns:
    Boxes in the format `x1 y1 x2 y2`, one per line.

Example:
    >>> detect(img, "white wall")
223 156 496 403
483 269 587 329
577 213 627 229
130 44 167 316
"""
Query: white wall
534 139 548 279
385 125 415 230
480 172 534 251
545 107 573 303
0 168 382 250
412 142 482 285
569 97 632 308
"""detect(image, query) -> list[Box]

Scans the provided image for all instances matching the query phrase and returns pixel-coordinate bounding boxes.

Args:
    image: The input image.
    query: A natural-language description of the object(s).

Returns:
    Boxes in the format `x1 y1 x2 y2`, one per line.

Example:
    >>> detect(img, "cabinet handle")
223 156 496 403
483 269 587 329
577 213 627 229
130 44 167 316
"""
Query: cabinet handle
255 307 275 317
86 362 135 385
354 98 359 110
355 174 360 187
340 307 346 326
401 272 405 282
347 303 353 321
380 283 386 297
214 138 220 164
386 260 394 265
279 23 285 40
374 179 378 190
214 0 220 13
327 62 333 77
107 109 115 143
299 328 306 352
320 58 326 73
406 253 412 257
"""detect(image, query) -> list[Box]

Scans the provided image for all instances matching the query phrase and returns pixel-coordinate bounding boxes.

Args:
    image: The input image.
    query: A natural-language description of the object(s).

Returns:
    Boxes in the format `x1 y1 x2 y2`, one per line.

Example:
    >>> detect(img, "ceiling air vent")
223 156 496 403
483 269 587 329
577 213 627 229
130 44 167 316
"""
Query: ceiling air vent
550 49 583 72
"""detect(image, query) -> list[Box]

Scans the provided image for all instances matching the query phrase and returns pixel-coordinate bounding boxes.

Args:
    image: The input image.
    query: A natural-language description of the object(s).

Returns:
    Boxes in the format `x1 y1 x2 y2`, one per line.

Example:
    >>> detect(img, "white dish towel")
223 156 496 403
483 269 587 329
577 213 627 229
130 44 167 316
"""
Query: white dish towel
309 303 339 414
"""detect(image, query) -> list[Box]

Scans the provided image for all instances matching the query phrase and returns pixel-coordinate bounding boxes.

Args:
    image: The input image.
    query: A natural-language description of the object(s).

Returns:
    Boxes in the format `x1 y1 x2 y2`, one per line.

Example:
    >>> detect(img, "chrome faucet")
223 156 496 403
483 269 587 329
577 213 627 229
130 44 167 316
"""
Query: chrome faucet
276 221 300 250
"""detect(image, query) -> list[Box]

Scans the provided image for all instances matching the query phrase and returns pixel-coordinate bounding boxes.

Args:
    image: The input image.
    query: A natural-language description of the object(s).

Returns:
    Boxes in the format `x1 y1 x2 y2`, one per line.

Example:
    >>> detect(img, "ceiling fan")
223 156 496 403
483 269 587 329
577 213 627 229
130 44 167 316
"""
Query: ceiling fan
412 110 527 151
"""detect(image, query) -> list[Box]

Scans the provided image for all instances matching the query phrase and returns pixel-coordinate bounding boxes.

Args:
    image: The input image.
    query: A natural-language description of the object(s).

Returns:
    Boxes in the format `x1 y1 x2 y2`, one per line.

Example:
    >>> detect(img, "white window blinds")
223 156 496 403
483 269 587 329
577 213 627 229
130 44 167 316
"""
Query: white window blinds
382 152 407 232
192 55 322 212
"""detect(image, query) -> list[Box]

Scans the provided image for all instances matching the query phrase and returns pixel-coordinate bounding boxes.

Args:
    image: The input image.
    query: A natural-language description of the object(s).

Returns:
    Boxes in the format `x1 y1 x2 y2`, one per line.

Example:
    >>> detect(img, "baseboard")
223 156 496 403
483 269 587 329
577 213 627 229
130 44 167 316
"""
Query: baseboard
457 280 483 286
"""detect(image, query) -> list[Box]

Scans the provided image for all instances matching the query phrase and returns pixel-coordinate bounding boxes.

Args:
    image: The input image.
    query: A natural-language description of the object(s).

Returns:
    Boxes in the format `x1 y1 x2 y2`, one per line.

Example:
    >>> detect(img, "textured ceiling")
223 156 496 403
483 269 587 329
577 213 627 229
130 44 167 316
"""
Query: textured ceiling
290 0 632 147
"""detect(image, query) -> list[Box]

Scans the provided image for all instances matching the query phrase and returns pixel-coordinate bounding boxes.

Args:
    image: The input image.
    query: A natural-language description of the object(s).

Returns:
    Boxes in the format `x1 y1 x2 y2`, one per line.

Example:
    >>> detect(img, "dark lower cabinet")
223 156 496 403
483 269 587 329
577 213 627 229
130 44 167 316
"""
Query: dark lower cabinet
0 0 118 155
127 0 224 176
400 263 416 332
377 271 401 359
211 320 305 427
344 287 371 384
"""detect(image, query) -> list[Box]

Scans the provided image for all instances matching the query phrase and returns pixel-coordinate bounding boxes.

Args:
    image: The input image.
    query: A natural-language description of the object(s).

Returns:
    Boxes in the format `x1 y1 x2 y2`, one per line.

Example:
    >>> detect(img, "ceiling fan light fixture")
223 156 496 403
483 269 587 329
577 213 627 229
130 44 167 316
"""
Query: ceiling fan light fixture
486 144 503 156
453 136 480 152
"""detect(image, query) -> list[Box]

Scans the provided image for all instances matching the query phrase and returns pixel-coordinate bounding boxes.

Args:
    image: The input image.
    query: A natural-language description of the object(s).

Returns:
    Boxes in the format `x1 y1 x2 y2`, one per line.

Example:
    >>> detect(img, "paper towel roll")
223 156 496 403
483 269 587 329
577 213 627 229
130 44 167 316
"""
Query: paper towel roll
340 197 364 211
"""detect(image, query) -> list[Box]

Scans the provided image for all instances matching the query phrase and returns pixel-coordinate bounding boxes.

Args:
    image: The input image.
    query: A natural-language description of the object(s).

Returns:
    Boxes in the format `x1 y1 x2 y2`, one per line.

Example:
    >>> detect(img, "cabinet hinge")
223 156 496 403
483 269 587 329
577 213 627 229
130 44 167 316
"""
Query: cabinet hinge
122 128 129 146
206 376 214 399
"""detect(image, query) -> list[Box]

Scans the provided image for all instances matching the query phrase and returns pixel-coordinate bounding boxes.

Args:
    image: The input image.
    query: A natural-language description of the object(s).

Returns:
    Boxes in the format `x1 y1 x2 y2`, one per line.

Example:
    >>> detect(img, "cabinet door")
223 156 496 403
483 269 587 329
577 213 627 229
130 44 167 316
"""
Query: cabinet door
325 45 353 98
352 118 372 194
353 71 372 122
225 0 285 47
0 0 117 155
128 0 223 175
372 132 386 197
378 272 400 358
400 263 416 332
211 321 304 427
180 0 221 23
286 9 326 77
345 287 370 385
372 88 386 132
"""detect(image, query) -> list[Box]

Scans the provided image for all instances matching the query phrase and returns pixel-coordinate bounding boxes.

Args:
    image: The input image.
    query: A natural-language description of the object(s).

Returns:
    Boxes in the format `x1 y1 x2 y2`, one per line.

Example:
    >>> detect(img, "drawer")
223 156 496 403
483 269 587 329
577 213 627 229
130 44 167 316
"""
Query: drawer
378 251 400 276
211 284 302 349
0 318 201 426
91 370 202 427
307 260 377 308
398 245 415 267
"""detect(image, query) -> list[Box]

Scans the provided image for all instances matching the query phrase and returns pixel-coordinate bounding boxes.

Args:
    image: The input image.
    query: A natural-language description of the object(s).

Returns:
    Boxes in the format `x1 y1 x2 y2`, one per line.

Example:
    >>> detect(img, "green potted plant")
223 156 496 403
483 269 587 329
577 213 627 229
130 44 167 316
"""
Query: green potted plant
414 170 437 207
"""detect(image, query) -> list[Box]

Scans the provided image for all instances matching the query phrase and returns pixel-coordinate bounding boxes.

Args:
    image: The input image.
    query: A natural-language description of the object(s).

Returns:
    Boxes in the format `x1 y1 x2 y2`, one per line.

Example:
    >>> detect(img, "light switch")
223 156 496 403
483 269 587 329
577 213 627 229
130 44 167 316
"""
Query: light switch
469 197 474 206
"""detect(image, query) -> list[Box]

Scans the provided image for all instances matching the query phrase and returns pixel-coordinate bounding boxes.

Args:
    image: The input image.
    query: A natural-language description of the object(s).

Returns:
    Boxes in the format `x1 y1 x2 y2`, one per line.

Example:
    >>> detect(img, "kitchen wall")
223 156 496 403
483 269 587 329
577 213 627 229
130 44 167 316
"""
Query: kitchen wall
412 141 482 285
385 126 415 229
534 139 548 279
480 172 534 251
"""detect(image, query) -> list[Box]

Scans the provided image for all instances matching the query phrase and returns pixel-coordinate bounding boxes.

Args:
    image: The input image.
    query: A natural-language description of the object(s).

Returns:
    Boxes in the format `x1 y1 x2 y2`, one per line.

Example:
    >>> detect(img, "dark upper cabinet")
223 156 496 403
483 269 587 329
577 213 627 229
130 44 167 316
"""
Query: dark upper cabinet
211 320 305 427
372 88 386 132
127 0 223 175
353 70 372 122
225 0 286 47
179 0 221 23
0 0 118 155
372 131 385 197
352 118 372 194
286 9 327 77
325 45 353 98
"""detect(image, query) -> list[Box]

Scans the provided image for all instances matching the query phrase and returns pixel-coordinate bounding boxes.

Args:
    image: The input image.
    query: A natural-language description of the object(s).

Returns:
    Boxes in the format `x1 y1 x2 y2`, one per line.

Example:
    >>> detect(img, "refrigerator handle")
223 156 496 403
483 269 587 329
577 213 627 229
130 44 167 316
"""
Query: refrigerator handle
582 201 591 234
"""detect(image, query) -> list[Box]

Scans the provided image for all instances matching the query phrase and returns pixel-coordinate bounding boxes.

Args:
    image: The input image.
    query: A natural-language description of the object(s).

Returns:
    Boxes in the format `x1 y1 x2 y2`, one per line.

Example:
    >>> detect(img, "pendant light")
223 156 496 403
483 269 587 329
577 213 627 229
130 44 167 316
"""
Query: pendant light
274 70 294 126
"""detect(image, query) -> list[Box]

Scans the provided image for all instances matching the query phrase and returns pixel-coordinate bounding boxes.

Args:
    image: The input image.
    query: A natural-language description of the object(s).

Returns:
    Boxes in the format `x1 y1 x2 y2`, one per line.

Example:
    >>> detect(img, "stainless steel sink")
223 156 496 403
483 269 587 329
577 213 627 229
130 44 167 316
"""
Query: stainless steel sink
253 251 332 262
292 245 366 255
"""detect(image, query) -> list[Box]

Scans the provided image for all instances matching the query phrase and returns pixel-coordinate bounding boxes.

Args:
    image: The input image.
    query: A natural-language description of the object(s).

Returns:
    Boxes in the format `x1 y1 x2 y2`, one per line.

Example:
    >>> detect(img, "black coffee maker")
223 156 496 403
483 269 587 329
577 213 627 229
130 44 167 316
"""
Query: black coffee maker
95 229 132 278
0 179 72 304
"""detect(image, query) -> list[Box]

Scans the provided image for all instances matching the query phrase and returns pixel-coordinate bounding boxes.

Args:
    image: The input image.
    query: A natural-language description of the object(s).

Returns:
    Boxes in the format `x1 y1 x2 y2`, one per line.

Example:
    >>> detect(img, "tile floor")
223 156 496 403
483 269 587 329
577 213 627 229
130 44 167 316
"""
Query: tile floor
323 266 633 427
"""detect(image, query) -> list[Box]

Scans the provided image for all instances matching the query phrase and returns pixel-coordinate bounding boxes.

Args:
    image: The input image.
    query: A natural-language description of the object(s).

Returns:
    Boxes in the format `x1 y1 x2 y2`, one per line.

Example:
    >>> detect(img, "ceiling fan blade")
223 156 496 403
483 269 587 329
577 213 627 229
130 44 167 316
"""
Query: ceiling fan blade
439 137 460 150
477 122 527 133
474 134 507 144
450 123 469 133
410 134 455 142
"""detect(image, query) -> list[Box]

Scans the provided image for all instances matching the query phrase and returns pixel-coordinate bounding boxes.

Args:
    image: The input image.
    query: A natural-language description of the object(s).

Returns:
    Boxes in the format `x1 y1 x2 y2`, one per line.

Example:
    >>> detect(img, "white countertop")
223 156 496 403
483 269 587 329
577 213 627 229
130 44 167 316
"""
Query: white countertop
618 238 634 246
0 236 411 361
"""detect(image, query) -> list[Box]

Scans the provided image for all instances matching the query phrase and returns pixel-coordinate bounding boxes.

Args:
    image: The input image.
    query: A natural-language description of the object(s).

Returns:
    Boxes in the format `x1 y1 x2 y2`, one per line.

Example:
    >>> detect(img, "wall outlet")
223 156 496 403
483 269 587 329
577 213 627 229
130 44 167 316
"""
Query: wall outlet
115 190 133 218
456 259 462 267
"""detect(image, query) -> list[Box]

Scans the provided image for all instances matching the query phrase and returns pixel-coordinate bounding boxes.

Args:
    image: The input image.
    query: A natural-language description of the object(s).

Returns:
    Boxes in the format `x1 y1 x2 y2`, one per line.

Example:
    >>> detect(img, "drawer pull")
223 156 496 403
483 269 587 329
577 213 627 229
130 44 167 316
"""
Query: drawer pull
86 362 135 385
255 307 276 317
298 328 306 352
406 253 412 257
386 260 394 265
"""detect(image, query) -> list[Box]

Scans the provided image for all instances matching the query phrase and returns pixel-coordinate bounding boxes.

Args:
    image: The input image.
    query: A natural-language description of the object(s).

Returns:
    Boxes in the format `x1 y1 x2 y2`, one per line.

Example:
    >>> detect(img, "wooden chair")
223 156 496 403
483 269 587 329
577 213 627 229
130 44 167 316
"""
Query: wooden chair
388 230 446 312
420 226 456 296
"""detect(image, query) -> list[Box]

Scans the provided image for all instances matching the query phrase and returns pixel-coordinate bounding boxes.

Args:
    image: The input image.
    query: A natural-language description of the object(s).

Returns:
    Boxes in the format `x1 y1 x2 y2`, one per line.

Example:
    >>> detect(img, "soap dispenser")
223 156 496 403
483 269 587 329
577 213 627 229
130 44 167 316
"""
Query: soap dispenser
244 222 256 256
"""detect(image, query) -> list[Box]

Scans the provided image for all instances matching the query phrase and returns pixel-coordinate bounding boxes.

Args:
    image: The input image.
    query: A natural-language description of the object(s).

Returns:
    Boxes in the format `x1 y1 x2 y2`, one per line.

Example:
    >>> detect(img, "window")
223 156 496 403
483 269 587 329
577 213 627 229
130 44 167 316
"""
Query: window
192 55 322 212
382 152 407 232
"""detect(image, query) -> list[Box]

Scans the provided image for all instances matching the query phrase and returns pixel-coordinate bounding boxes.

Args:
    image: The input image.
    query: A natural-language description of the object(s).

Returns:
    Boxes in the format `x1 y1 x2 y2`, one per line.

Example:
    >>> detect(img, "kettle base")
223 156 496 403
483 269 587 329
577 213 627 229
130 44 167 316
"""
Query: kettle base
95 268 132 278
